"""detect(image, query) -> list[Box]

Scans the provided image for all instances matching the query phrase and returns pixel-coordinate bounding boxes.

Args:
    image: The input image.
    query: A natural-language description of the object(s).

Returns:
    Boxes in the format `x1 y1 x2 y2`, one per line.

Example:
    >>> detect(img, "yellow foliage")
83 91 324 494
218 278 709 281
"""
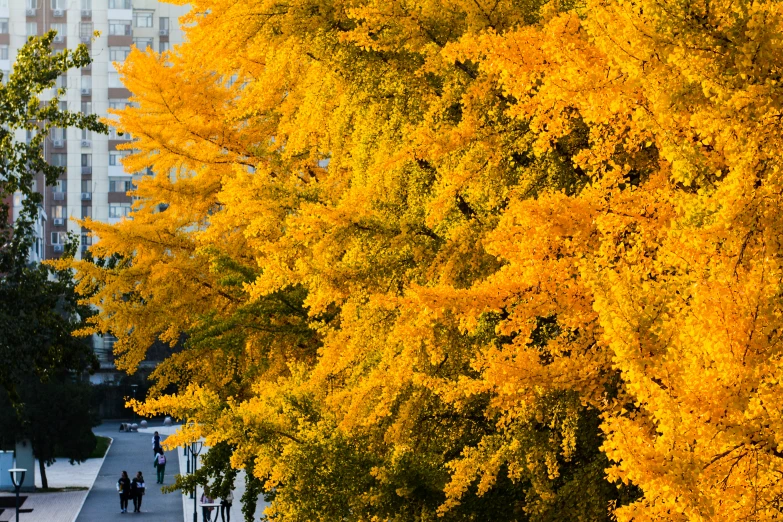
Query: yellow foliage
67 0 783 519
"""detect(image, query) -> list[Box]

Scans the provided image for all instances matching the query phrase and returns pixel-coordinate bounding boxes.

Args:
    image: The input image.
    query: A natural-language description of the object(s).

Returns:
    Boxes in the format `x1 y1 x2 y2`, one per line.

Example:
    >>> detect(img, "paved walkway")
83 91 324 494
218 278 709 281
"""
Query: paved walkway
76 422 183 521
0 490 87 522
0 434 108 522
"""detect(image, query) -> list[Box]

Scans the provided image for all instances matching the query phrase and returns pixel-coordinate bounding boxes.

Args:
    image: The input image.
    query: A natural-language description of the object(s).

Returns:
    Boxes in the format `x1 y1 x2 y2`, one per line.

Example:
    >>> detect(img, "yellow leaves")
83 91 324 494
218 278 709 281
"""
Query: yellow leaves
63 0 783 519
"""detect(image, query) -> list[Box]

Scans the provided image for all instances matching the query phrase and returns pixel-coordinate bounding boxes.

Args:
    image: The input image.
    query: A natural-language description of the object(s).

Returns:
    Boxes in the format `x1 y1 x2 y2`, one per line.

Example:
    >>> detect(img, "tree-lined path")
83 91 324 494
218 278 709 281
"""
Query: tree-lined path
76 422 182 522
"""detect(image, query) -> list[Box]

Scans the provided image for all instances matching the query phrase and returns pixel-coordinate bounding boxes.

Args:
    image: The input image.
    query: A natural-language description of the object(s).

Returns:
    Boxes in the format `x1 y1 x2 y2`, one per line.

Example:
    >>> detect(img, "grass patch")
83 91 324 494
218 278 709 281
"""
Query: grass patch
88 436 111 459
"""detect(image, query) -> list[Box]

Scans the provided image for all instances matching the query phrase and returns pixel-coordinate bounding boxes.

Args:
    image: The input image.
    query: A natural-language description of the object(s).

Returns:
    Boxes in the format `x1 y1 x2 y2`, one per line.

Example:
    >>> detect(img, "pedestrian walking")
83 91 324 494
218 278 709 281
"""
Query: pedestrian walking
131 471 146 512
117 471 130 513
201 492 214 522
154 449 167 483
220 491 233 522
152 431 162 455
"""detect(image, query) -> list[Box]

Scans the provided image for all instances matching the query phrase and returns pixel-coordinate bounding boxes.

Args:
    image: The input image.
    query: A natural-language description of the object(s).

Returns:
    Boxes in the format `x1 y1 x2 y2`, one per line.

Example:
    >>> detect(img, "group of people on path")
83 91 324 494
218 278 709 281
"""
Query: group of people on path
200 490 234 522
116 470 146 513
117 430 235 519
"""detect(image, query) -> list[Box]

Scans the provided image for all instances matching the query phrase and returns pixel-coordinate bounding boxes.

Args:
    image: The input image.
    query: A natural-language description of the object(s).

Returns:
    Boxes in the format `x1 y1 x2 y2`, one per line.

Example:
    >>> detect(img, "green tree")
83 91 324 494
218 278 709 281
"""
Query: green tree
0 32 107 488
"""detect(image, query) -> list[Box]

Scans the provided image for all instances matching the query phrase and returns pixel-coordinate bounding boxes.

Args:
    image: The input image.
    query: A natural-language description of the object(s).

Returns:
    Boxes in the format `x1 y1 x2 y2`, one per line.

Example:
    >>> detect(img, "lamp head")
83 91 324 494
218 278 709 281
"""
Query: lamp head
9 468 26 488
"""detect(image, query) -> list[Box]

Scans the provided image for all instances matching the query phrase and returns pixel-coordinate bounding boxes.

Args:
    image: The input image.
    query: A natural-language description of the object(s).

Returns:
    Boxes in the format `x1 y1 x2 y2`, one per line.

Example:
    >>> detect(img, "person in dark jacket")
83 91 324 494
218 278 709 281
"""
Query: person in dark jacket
131 471 146 512
152 431 162 454
117 471 131 513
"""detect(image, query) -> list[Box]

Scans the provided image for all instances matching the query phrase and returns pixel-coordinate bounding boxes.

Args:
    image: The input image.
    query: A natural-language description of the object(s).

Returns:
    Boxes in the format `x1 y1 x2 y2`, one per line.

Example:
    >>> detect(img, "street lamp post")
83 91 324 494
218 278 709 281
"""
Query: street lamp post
191 441 203 522
130 384 138 423
9 468 26 522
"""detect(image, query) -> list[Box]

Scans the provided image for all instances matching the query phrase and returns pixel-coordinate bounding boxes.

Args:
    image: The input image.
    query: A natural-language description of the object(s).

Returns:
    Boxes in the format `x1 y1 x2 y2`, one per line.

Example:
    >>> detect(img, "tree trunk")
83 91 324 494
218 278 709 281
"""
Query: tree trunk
39 458 47 489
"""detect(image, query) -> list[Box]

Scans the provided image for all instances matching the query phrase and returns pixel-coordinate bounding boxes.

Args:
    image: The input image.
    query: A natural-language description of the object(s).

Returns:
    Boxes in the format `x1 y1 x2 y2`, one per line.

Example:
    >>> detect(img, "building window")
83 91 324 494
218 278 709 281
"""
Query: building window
81 233 92 246
25 0 35 9
55 179 67 193
51 232 67 245
79 22 93 41
81 154 92 167
82 0 91 9
52 205 64 219
27 22 38 37
51 23 66 38
81 101 92 115
81 128 92 140
81 75 92 91
109 204 131 218
109 0 131 8
108 71 123 88
0 0 8 8
109 99 129 110
51 153 67 167
133 38 153 50
160 41 170 53
133 10 154 28
160 17 169 30
0 19 7 35
109 151 129 166
108 20 131 36
109 46 131 62
51 0 66 9
81 206 92 219
109 177 132 193
57 74 67 89
50 127 66 141
0 46 7 60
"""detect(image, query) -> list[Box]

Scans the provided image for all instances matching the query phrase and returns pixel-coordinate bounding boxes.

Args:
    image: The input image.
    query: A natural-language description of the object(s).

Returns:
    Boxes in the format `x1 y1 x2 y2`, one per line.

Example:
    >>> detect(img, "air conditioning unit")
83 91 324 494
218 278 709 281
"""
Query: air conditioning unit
80 88 91 95
81 140 92 148
81 192 92 200
53 35 64 43
25 8 36 17
53 244 64 253
52 139 65 148
53 9 64 17
80 36 91 44
53 218 65 226
159 29 169 36
53 192 65 201
81 166 92 175
81 9 91 18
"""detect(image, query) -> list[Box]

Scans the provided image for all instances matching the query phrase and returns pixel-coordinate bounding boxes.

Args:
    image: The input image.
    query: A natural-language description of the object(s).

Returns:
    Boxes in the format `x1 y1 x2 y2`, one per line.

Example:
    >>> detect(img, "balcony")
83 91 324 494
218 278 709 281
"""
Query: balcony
81 192 92 200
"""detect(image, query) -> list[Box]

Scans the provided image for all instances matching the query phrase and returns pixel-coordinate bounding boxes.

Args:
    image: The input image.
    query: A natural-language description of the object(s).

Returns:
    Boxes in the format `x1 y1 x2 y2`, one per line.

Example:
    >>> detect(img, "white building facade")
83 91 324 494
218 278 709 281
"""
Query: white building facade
4 0 190 379
4 0 189 261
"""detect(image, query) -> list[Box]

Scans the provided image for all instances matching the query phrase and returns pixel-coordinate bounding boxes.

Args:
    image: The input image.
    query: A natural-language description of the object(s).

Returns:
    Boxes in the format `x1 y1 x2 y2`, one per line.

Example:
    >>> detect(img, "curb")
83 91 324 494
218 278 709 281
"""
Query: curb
69 436 113 522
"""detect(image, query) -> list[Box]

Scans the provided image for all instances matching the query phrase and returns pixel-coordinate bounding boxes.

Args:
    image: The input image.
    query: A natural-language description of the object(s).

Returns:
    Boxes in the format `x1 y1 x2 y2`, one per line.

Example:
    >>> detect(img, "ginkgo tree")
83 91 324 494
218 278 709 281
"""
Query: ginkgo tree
62 0 783 520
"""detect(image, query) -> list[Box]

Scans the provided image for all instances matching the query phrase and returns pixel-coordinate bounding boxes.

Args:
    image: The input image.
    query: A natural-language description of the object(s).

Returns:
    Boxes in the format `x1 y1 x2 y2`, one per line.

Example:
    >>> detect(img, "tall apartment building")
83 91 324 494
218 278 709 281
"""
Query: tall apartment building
5 0 189 263
4 0 190 380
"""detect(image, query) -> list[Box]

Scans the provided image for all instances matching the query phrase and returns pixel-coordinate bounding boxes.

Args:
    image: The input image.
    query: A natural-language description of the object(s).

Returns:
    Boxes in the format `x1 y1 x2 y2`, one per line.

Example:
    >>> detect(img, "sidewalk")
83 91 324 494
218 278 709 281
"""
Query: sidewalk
0 434 109 522
144 426 269 522
75 422 183 521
